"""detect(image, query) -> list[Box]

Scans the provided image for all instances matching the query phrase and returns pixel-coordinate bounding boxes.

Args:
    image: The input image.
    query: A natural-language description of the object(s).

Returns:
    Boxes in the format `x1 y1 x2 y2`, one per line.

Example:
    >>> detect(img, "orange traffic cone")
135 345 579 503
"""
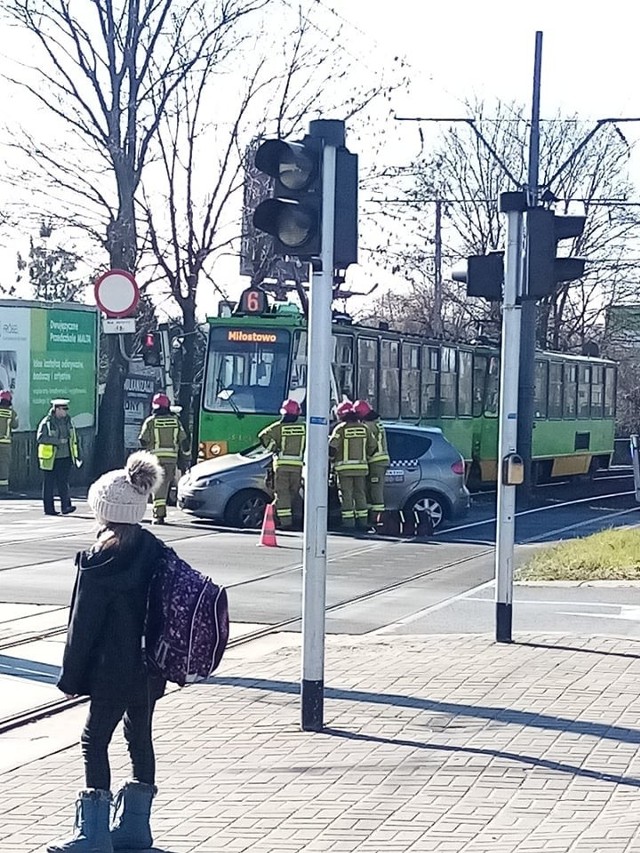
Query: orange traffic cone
259 502 278 547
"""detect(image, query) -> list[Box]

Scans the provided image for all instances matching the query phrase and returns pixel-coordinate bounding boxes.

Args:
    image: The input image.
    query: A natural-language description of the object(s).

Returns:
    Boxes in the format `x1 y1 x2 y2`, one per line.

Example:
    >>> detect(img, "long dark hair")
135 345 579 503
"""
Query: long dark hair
91 523 142 555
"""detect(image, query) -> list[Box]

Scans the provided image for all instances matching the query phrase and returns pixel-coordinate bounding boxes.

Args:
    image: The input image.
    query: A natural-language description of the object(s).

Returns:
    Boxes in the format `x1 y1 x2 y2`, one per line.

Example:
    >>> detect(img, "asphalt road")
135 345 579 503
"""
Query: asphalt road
0 483 639 635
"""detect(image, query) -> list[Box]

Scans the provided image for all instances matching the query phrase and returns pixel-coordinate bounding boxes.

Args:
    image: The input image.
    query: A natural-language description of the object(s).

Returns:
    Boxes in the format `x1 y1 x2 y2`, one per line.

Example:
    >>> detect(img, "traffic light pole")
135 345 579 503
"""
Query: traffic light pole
301 126 340 732
495 193 525 643
517 31 543 505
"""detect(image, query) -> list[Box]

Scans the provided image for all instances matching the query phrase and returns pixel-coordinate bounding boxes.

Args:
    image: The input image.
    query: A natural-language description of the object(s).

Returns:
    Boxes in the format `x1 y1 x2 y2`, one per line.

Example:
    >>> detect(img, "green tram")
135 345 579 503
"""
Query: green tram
197 299 616 486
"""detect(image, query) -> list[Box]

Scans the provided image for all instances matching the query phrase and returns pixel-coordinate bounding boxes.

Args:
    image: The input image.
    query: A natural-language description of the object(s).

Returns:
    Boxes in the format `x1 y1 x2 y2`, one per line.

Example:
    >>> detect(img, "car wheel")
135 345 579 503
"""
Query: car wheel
404 491 449 530
224 489 269 529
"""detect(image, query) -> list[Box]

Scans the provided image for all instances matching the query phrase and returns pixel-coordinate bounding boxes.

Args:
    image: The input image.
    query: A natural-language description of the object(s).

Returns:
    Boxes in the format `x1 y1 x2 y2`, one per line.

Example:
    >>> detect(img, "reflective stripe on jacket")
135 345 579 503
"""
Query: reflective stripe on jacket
329 422 376 473
258 420 306 468
0 408 18 445
139 415 187 460
366 419 390 464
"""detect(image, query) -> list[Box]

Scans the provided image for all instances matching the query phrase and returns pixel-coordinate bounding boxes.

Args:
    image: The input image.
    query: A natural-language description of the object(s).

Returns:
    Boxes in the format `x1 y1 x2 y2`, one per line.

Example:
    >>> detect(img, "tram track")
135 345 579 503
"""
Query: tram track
0 546 494 735
1 484 638 735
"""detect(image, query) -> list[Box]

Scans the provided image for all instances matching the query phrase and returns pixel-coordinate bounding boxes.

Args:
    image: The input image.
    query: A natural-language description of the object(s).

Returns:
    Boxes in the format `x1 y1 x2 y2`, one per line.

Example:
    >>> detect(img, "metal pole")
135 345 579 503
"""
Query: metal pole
517 31 543 505
495 197 524 643
301 139 337 732
433 198 443 338
631 435 640 503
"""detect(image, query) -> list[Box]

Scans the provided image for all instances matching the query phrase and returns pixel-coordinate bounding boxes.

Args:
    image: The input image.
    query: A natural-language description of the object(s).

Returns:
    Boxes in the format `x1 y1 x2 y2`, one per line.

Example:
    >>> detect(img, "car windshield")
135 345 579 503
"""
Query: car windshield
204 326 291 415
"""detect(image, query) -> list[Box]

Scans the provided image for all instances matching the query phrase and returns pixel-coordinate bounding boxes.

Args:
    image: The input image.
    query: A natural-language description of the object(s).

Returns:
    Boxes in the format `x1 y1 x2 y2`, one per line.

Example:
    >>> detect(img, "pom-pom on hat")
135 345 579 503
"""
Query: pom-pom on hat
88 451 163 525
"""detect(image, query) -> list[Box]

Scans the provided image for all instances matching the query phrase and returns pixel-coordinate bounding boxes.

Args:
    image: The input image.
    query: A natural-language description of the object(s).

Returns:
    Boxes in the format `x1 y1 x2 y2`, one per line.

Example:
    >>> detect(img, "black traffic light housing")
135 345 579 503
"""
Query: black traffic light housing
252 121 358 268
142 331 161 367
451 251 504 301
526 207 586 299
253 137 322 260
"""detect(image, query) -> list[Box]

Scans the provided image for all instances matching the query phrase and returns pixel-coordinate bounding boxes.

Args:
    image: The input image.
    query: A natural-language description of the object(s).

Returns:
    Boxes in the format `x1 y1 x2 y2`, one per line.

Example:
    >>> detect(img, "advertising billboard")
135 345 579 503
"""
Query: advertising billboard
0 301 98 431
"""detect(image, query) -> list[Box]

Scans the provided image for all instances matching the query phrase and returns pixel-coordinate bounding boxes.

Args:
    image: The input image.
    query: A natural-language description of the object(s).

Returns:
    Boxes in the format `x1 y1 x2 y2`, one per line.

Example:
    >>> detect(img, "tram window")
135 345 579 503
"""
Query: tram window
421 346 439 418
288 330 307 405
563 364 577 418
401 343 420 418
577 364 590 418
333 334 354 400
604 367 616 417
204 326 290 414
458 350 472 417
379 339 400 419
534 360 548 418
484 357 500 415
473 355 488 417
357 337 378 410
548 362 562 418
440 346 457 417
590 365 604 418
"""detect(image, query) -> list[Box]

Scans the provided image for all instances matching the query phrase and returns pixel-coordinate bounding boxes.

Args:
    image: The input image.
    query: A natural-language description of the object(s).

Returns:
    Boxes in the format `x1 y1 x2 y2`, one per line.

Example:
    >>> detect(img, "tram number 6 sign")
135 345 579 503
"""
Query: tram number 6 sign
238 287 267 315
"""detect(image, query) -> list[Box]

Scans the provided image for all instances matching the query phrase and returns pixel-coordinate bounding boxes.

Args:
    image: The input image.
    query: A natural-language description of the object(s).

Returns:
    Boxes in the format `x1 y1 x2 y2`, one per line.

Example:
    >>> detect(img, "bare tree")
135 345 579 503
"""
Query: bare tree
367 98 640 348
140 7 408 432
4 0 266 471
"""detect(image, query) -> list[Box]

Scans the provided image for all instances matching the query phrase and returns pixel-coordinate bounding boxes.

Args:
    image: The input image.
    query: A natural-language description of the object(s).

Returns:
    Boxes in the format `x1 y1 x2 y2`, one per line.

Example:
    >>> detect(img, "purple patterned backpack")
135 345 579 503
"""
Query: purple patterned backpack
145 545 229 687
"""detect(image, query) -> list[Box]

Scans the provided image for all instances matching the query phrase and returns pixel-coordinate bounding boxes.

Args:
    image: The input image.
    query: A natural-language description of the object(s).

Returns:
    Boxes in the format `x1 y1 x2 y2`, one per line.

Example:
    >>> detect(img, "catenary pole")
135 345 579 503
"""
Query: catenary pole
495 192 526 643
433 198 444 338
517 31 543 504
301 120 342 732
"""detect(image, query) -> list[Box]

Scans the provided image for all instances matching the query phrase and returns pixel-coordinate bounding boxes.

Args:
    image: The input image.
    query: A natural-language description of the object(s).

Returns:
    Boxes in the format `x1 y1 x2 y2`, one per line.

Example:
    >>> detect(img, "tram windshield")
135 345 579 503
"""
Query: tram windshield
204 326 291 415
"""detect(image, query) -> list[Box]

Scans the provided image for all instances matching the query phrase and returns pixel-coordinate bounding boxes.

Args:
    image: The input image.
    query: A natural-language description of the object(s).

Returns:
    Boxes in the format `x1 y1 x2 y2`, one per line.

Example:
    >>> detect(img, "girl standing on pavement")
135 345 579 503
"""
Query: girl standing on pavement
47 451 166 853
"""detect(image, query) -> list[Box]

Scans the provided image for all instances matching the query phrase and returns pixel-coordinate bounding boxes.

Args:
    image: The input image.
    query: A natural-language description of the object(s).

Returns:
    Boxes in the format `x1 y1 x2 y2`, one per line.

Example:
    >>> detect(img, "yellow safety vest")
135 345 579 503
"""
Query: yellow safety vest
140 415 183 460
366 420 390 465
330 423 372 474
258 421 306 468
37 417 80 471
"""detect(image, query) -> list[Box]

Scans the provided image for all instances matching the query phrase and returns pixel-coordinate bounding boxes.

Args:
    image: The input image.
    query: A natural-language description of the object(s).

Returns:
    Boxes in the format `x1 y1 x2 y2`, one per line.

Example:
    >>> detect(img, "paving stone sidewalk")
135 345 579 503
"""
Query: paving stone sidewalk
2 632 640 852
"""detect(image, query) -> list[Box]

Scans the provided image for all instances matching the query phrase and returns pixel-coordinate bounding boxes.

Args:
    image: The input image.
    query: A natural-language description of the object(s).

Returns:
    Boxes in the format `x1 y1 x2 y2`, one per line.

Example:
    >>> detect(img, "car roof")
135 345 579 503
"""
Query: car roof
382 422 444 436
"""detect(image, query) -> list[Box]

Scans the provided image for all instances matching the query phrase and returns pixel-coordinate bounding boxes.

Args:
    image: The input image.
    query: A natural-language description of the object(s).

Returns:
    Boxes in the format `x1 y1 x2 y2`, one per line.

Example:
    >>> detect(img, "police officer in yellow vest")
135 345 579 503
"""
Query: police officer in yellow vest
329 400 376 532
36 399 81 516
354 399 390 528
138 392 189 524
258 399 306 529
0 390 18 497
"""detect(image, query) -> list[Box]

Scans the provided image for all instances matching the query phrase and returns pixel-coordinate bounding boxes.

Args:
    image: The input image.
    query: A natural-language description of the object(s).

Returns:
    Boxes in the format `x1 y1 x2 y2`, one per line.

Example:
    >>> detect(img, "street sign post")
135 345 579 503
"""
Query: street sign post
94 269 140 318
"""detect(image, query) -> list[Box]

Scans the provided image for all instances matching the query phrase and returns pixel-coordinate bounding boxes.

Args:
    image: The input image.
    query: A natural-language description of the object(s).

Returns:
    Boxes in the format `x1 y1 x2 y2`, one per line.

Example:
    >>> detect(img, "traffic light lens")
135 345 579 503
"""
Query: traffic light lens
277 206 316 248
278 150 315 191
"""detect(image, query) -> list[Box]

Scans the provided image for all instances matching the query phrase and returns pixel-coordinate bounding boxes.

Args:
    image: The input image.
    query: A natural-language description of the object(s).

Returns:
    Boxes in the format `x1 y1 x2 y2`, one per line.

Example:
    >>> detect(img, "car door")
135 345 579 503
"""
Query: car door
384 429 432 510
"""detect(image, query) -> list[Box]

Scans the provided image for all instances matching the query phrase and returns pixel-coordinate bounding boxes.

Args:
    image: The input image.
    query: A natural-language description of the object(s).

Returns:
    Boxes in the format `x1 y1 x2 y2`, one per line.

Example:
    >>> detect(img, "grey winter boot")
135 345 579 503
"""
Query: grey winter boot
110 780 156 850
47 789 113 853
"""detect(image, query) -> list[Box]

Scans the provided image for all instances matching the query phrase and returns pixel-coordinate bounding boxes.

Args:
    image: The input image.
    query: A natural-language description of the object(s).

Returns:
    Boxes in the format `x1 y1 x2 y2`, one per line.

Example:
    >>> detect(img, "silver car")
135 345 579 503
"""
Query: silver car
177 423 470 530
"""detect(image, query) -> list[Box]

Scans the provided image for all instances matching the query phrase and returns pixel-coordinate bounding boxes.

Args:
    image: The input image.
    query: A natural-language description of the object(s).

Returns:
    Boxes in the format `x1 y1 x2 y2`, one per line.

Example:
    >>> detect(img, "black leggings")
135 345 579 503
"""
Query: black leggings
81 691 158 791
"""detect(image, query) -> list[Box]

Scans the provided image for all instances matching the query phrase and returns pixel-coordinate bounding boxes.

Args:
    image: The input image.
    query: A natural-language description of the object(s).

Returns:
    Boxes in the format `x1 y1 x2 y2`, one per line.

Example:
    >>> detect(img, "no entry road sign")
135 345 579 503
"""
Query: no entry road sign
94 269 140 318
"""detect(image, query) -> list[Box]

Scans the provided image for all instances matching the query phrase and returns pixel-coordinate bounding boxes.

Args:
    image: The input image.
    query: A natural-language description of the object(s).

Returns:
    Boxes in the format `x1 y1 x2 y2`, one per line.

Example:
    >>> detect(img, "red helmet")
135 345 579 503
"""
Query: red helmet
353 399 372 418
0 390 12 404
335 400 354 419
152 392 170 409
280 398 301 417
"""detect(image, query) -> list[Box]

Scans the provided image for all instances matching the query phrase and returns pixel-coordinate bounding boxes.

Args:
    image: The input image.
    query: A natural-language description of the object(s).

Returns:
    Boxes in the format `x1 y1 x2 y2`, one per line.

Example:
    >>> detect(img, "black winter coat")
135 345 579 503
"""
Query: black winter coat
58 526 166 701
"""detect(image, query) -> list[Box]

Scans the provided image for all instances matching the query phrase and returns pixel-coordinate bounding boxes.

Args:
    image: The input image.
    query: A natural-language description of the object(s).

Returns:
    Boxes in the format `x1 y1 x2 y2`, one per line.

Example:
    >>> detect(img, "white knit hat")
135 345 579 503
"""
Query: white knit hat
88 451 163 525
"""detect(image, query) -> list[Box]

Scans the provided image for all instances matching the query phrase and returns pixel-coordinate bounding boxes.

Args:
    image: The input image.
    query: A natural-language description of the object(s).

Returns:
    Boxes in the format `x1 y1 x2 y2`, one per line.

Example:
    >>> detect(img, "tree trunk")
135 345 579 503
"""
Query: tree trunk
178 297 197 445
